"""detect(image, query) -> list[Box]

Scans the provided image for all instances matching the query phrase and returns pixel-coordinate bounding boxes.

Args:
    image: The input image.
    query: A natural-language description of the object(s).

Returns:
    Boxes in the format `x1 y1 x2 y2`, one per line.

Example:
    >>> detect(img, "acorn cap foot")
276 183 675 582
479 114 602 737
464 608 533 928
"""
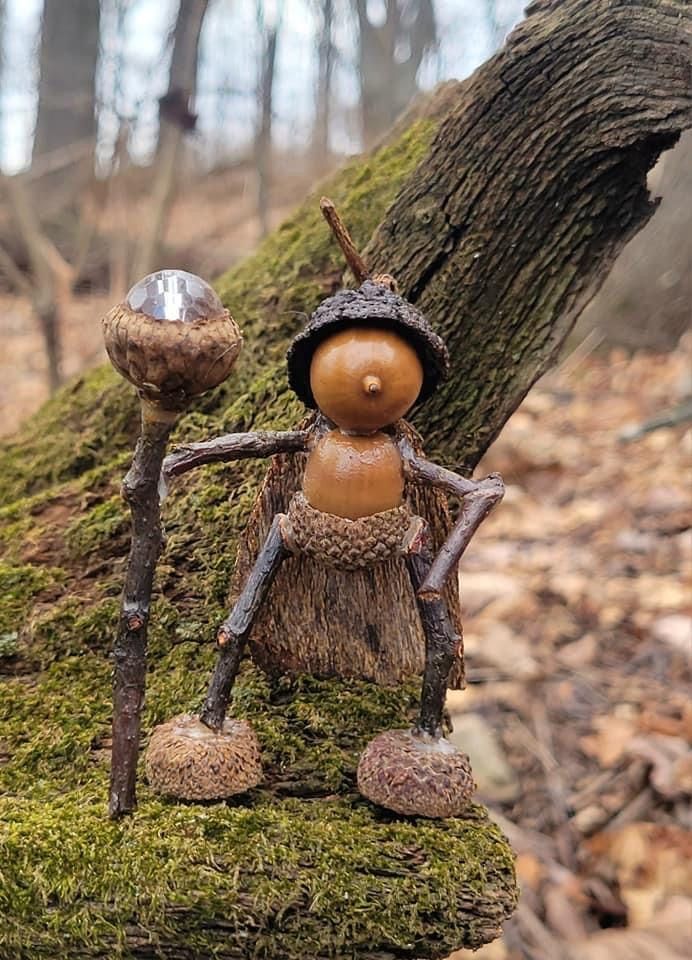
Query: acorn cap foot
145 713 262 801
357 728 475 818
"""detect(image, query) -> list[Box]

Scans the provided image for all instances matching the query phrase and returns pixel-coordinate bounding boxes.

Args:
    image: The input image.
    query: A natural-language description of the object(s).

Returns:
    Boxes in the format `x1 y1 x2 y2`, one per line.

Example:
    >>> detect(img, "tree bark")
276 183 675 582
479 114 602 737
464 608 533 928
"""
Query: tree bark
354 0 437 147
32 0 100 211
134 0 209 279
580 130 692 351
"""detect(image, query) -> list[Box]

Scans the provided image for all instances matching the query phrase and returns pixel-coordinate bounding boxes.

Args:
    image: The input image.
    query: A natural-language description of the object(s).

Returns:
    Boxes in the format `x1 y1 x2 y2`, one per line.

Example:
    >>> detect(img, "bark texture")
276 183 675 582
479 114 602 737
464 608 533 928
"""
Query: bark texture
368 0 692 470
109 415 174 817
32 0 100 208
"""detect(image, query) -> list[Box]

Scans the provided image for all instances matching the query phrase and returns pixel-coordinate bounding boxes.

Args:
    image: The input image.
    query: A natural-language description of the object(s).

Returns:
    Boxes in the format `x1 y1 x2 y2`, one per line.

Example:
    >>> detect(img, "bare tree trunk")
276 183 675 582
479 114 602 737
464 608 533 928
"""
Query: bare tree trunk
1 172 75 391
579 130 692 351
32 0 100 211
312 0 334 171
134 0 209 280
354 0 436 147
255 20 279 239
234 0 691 683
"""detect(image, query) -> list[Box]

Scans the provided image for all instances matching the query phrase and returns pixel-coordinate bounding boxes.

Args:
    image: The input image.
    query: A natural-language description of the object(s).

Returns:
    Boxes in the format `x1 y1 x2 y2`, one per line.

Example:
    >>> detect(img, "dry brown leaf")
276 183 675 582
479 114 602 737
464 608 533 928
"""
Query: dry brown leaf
564 896 692 960
447 713 520 803
580 714 639 768
639 706 692 742
652 614 692 656
515 852 545 892
627 734 692 799
464 622 540 679
557 633 598 668
585 823 692 927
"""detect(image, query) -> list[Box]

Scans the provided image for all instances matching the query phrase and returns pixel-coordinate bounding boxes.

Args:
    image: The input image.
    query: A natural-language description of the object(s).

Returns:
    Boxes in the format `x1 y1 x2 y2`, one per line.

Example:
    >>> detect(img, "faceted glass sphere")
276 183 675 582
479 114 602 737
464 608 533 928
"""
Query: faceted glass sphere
126 269 224 323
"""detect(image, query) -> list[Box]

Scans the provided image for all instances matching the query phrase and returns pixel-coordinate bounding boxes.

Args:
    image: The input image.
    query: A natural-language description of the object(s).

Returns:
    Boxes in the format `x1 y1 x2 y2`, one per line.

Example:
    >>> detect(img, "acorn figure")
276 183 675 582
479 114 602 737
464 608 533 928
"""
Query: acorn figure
102 270 242 818
145 202 505 818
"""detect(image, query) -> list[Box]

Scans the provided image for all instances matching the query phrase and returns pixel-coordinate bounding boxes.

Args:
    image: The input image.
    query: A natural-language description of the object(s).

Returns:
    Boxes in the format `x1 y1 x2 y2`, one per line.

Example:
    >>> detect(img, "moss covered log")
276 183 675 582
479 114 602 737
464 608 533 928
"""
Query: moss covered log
1 0 690 957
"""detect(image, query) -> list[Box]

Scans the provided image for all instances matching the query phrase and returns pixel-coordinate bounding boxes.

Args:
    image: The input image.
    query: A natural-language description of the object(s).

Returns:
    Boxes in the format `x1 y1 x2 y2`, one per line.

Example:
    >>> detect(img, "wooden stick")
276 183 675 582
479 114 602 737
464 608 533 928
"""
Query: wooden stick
109 411 175 818
320 196 370 283
405 521 461 738
200 515 289 730
162 430 309 482
400 437 505 599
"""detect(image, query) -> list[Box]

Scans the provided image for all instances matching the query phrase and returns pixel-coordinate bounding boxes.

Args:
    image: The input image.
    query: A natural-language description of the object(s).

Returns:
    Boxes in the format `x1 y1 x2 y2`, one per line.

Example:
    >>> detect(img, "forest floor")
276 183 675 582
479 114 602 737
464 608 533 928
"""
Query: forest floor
1 291 690 959
451 335 691 960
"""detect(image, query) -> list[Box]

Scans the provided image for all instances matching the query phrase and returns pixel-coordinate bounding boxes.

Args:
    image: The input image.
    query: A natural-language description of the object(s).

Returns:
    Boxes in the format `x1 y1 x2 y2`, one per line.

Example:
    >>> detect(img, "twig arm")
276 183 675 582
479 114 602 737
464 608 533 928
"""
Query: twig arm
405 521 462 738
400 438 504 600
163 430 309 482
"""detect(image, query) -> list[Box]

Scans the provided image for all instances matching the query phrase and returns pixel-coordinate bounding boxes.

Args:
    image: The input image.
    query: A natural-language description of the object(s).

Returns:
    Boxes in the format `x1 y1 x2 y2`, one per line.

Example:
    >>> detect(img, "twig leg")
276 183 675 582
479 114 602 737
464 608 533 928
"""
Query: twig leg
200 515 290 730
405 521 462 738
110 414 174 819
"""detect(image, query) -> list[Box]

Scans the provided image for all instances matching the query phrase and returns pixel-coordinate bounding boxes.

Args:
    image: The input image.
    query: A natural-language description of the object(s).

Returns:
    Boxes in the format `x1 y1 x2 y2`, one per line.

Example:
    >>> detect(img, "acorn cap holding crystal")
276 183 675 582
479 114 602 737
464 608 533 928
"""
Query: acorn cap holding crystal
102 269 242 412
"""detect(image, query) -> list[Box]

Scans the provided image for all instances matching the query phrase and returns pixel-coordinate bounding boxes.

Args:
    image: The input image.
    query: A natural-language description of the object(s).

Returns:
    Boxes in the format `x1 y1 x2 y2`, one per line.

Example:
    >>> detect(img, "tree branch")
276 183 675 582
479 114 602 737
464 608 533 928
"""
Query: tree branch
367 0 692 470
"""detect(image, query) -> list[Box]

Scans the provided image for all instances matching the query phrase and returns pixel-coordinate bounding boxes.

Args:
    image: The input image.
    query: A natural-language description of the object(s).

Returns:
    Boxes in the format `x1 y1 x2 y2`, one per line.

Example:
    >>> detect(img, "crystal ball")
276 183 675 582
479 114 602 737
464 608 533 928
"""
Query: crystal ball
126 269 224 323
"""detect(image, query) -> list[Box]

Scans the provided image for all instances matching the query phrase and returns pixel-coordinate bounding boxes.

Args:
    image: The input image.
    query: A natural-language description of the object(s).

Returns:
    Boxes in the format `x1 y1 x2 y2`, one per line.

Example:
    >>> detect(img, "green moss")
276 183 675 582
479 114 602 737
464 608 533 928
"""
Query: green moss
0 119 517 957
0 790 514 959
65 496 129 560
0 563 63 636
0 368 137 505
0 656 516 959
0 122 433 510
27 595 120 666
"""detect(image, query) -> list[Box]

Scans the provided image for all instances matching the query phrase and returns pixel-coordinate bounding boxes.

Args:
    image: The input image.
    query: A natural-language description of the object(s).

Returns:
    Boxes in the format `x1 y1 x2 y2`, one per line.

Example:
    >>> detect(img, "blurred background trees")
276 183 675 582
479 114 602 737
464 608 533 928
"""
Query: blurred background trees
0 0 687 402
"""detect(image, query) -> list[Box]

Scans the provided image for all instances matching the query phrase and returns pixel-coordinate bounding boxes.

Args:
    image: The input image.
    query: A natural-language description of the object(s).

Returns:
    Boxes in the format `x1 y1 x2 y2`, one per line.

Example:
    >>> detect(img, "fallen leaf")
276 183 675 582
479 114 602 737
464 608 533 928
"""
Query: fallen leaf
580 714 638 768
515 852 545 892
447 712 520 803
652 614 692 656
585 823 692 927
627 734 692 799
557 633 598 668
564 896 692 960
464 622 540 679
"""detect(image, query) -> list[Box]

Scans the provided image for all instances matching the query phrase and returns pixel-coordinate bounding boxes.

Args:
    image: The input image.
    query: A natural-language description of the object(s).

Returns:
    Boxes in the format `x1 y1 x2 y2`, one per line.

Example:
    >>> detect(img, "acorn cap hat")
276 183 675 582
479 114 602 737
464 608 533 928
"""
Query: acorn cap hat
287 279 449 410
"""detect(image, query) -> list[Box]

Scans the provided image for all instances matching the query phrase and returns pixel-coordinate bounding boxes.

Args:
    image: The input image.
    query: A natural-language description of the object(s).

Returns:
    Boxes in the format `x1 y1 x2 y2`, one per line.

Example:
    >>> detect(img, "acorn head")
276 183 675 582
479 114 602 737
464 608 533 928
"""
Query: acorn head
102 269 242 412
309 327 424 432
286 280 448 413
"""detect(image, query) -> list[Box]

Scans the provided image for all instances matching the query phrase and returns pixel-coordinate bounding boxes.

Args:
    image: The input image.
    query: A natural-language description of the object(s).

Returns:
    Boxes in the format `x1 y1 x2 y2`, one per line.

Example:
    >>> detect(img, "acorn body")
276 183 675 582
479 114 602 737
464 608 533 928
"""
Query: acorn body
303 430 405 520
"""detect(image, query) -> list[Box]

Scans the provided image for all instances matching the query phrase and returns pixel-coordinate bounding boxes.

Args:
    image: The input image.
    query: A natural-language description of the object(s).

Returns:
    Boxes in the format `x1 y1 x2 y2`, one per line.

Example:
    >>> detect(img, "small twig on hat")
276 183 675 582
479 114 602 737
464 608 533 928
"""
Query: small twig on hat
320 197 370 284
